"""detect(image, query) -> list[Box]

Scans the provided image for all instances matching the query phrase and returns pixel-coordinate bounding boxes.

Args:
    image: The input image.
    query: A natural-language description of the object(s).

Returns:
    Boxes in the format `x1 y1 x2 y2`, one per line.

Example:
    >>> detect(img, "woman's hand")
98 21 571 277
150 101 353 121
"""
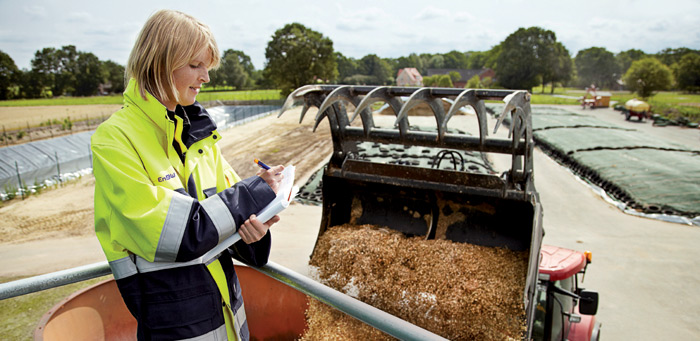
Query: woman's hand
257 165 284 194
238 214 280 244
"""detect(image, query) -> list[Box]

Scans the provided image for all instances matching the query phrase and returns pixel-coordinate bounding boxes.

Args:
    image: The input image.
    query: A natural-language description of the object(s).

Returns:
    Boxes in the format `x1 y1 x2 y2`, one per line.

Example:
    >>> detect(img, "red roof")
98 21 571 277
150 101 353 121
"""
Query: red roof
397 68 422 82
539 244 586 281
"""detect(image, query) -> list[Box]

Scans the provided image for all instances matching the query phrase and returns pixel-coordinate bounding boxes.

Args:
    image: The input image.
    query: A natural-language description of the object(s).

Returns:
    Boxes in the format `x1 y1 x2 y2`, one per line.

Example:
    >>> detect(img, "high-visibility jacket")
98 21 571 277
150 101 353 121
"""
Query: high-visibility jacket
92 79 275 340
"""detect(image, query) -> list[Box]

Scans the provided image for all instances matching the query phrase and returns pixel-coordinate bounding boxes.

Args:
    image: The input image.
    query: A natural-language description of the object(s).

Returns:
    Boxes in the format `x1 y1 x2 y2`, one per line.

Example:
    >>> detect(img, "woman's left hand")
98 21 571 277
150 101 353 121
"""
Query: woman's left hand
238 214 280 244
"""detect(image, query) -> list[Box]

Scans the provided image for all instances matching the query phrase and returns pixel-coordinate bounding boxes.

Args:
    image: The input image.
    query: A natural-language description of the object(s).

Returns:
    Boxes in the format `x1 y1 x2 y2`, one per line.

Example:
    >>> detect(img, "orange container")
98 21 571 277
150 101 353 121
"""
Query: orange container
35 265 309 340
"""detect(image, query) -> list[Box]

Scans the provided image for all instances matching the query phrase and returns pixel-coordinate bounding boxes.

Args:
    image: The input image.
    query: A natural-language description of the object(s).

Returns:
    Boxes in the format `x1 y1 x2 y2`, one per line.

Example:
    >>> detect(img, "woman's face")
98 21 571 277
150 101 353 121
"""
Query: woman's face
165 49 212 110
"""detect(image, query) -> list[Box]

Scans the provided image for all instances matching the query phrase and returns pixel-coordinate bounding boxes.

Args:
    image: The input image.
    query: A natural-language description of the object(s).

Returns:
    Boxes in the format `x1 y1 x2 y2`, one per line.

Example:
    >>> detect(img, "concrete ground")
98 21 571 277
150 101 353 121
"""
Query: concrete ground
4 104 699 340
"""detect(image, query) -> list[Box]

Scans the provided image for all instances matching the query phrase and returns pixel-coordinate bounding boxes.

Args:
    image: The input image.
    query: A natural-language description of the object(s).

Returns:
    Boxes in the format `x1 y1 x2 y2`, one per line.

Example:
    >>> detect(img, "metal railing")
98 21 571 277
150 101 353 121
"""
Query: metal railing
0 259 447 341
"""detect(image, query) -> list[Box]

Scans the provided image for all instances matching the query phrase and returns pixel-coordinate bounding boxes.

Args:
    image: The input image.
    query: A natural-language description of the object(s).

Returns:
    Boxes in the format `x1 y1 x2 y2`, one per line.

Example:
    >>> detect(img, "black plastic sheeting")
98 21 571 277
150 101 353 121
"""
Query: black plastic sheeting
0 131 93 197
488 104 700 224
295 127 496 205
0 105 281 198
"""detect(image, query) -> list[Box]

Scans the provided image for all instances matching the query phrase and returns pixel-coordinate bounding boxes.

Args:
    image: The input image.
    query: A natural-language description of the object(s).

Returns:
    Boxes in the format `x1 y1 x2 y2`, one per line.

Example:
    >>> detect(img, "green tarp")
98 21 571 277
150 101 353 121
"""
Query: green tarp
573 149 700 215
534 127 690 154
525 106 700 219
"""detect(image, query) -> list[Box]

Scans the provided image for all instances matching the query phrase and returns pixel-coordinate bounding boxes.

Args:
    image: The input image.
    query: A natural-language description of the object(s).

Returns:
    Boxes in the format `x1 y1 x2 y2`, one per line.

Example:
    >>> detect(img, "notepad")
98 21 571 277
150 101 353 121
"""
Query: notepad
199 165 297 262
255 165 298 223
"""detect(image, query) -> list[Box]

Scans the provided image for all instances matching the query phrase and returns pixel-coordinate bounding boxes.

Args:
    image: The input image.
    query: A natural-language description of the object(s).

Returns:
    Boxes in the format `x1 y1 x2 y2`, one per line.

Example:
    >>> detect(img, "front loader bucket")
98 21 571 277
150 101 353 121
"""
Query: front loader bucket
281 85 543 338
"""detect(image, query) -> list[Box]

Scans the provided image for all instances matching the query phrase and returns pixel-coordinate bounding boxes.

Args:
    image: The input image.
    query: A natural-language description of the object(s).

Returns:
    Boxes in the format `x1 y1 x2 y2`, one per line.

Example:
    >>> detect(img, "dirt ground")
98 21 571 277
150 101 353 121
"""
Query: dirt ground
0 105 120 130
0 105 332 265
0 105 122 146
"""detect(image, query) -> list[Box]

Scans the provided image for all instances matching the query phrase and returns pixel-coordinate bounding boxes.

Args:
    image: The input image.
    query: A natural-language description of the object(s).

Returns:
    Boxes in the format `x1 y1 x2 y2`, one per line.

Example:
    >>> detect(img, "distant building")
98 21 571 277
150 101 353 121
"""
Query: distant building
426 68 496 88
396 68 423 87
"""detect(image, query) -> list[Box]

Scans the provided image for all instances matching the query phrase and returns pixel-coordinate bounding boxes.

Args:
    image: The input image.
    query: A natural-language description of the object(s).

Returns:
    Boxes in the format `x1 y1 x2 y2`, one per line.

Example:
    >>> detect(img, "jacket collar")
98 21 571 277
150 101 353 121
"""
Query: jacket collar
123 79 218 145
123 78 170 133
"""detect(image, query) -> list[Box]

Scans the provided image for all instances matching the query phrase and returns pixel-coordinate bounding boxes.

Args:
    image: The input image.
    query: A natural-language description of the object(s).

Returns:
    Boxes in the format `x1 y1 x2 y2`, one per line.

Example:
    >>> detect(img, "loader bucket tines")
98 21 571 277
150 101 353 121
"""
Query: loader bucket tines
281 85 542 339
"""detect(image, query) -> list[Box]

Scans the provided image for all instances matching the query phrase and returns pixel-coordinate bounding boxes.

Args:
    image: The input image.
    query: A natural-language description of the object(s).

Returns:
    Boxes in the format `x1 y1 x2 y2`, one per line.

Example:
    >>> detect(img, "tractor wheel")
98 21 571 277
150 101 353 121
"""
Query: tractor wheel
625 112 631 121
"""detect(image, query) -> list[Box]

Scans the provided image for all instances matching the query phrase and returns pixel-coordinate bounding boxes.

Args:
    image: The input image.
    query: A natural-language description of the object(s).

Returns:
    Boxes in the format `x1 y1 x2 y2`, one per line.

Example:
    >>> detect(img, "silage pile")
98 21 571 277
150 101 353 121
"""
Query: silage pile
300 224 528 340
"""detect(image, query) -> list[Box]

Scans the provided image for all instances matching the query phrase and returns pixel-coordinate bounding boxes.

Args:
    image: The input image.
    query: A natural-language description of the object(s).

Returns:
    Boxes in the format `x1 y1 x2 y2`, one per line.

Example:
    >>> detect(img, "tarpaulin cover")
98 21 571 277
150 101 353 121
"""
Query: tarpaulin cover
527 106 700 217
572 149 700 215
534 127 690 155
0 131 93 193
485 103 700 218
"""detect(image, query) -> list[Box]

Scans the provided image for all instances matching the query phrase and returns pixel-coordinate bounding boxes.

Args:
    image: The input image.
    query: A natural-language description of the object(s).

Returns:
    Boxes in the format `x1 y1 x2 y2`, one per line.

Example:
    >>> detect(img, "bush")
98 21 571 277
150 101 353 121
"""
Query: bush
466 75 482 88
623 58 673 98
61 117 73 131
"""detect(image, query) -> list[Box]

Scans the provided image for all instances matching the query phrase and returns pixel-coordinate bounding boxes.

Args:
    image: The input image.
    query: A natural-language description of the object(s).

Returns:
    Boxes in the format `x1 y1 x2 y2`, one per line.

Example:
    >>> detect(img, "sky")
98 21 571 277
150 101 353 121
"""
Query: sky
1 0 699 71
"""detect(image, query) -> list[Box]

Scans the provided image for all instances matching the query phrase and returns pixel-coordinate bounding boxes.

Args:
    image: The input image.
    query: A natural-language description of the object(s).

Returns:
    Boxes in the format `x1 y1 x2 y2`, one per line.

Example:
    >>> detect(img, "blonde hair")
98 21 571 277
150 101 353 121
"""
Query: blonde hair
126 9 220 103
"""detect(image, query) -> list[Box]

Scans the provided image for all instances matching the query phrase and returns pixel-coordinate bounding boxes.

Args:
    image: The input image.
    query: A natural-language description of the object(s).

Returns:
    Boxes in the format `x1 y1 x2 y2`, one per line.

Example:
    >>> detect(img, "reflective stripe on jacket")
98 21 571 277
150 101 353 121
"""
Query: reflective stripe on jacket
92 79 274 340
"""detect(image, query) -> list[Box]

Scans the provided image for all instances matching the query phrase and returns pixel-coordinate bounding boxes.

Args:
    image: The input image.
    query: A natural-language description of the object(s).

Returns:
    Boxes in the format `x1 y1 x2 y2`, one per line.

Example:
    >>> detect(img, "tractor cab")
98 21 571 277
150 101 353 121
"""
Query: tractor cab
534 245 601 341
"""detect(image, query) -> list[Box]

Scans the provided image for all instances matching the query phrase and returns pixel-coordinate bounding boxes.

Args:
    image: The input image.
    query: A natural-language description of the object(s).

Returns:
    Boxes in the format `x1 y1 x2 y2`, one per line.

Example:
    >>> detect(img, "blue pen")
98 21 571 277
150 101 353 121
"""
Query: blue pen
254 158 271 170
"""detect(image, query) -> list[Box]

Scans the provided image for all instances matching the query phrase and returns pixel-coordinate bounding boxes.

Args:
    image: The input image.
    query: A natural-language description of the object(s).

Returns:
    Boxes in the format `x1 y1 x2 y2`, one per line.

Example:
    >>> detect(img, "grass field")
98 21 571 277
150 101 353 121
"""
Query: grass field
0 275 111 340
526 86 700 122
0 89 284 107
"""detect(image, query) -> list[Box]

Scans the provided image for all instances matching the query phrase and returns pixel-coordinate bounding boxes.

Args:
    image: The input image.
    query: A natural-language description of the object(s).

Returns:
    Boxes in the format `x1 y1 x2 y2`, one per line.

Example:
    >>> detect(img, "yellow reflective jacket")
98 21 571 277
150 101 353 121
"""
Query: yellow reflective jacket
92 79 274 340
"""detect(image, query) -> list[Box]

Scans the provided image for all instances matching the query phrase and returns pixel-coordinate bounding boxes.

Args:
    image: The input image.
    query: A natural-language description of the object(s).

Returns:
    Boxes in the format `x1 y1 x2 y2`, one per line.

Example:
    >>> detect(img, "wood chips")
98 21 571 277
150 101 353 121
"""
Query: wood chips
300 224 528 340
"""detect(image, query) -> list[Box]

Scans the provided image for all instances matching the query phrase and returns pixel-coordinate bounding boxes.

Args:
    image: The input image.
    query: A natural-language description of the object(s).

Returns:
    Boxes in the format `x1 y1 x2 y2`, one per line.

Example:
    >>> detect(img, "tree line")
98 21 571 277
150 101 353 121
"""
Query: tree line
1 24 699 100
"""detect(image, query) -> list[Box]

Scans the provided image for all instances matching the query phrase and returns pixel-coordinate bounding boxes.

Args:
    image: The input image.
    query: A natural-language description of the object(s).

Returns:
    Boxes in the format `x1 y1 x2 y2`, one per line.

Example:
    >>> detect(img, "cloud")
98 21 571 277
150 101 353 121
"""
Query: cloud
68 12 92 22
23 5 47 18
334 6 390 32
414 6 451 21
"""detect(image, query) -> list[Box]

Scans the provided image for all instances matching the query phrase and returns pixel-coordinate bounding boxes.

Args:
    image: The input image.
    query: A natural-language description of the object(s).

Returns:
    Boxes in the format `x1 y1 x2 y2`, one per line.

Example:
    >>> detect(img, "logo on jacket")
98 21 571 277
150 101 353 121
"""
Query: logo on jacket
158 173 177 182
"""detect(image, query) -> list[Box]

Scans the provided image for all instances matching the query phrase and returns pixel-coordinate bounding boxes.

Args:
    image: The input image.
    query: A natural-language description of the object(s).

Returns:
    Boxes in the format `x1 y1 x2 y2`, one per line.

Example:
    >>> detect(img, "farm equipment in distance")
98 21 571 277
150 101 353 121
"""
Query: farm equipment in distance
580 85 611 109
623 99 650 121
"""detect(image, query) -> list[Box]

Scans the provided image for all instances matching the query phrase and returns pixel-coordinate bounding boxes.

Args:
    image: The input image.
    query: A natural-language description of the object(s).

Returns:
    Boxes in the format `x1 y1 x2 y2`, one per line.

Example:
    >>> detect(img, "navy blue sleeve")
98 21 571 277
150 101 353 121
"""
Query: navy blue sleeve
175 176 275 262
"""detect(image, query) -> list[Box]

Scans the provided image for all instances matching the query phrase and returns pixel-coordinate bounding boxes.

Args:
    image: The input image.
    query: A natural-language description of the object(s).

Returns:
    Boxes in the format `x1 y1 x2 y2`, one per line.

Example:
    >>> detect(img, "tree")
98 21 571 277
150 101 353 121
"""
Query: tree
358 54 392 85
623 57 673 98
542 42 573 93
102 60 125 94
616 49 646 76
30 45 80 96
18 69 48 98
74 52 105 96
422 75 439 87
264 23 337 95
443 50 468 69
336 52 360 83
481 76 493 89
396 53 425 75
466 51 489 69
56 45 78 95
30 47 58 95
495 27 557 91
427 55 445 69
575 47 619 88
655 47 699 66
437 74 453 87
673 53 700 92
213 49 251 90
465 75 481 88
0 50 19 100
448 71 461 83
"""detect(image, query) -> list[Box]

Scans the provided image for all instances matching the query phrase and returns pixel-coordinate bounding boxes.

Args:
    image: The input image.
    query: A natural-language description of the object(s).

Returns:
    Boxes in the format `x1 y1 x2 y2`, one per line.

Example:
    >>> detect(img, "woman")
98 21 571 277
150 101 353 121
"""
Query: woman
92 9 283 340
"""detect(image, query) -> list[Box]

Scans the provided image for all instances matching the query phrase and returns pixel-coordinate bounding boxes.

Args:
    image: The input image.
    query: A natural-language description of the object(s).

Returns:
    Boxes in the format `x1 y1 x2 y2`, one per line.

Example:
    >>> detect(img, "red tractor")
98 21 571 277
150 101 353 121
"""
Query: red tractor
535 245 601 340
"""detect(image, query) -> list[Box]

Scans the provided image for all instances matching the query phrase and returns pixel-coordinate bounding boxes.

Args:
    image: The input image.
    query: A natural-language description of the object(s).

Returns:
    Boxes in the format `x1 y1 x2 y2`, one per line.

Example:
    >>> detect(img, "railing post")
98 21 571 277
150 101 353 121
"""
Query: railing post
15 161 24 200
55 151 61 184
